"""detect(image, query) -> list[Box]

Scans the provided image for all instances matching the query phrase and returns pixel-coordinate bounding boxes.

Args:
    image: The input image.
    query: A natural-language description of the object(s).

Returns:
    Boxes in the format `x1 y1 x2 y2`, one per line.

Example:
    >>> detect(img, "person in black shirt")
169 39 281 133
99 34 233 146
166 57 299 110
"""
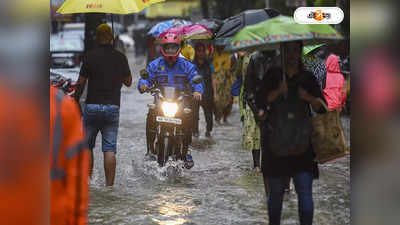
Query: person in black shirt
256 41 325 225
192 43 215 138
74 24 132 186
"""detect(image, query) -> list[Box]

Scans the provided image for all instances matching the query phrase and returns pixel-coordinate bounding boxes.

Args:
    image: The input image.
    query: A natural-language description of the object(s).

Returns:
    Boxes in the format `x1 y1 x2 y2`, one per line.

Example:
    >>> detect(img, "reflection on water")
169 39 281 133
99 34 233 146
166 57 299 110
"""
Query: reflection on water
152 218 186 225
158 202 194 216
151 200 193 225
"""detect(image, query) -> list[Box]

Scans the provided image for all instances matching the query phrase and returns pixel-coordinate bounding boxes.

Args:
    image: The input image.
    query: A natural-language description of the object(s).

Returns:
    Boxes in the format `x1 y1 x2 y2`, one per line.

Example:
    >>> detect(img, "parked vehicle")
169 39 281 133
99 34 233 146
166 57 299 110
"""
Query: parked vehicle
50 35 84 69
61 22 85 39
50 35 85 103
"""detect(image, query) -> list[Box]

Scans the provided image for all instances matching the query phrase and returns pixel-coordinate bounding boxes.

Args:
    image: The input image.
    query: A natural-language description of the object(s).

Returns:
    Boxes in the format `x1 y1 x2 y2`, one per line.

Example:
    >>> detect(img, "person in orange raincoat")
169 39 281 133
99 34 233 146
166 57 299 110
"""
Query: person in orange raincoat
0 81 47 225
50 85 89 225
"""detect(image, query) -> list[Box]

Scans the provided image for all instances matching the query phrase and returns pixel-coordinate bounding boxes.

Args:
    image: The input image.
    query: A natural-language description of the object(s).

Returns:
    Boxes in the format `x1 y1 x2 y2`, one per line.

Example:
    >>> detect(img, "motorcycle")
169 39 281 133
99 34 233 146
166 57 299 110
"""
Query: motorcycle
141 70 202 167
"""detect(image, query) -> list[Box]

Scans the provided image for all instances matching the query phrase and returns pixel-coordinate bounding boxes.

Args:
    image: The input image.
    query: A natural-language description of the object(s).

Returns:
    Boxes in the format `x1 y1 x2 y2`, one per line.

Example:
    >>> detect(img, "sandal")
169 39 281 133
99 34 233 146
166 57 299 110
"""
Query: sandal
184 154 194 169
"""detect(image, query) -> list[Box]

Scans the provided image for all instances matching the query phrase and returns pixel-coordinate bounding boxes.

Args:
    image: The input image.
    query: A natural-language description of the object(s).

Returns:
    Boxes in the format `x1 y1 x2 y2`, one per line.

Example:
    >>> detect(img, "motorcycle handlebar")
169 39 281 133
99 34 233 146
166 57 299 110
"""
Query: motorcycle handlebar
145 86 195 97
144 86 160 94
143 77 195 96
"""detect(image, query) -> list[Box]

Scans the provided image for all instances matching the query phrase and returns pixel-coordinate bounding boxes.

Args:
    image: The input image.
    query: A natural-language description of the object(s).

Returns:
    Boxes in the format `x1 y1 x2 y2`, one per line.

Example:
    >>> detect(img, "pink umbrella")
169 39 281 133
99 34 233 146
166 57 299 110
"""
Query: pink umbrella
159 24 213 40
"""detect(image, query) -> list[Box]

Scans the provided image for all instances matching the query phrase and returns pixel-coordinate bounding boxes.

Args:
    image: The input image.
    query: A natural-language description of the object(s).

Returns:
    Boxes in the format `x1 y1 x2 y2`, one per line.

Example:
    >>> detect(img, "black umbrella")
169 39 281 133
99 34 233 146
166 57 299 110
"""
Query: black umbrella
195 18 223 36
214 8 280 45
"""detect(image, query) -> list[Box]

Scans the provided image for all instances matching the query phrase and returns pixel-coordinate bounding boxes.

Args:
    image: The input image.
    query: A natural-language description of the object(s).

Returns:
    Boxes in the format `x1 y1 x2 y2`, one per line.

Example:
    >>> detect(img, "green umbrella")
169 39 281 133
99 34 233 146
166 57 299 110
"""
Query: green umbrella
225 15 343 52
303 43 325 56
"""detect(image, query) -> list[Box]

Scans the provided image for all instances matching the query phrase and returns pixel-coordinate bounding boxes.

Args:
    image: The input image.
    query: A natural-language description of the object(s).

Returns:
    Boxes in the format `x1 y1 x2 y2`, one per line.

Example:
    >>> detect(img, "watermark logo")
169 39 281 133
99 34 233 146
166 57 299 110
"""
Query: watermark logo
308 10 330 21
294 7 343 24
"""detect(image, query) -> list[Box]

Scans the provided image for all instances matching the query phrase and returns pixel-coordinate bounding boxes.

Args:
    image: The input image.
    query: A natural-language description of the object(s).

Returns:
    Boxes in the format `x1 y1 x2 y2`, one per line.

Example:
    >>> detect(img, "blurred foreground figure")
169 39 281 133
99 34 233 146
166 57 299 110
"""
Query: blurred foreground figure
0 0 74 223
0 81 47 225
351 1 400 224
50 85 89 225
352 48 400 225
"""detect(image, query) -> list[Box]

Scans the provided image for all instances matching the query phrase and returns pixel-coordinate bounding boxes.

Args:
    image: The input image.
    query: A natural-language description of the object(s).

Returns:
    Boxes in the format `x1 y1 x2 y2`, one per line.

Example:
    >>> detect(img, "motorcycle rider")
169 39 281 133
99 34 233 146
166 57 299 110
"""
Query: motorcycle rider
138 32 203 169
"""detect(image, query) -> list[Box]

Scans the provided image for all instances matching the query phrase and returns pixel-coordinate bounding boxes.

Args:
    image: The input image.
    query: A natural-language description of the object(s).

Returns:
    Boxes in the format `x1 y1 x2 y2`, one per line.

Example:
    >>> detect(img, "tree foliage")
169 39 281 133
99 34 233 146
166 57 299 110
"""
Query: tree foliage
314 0 337 7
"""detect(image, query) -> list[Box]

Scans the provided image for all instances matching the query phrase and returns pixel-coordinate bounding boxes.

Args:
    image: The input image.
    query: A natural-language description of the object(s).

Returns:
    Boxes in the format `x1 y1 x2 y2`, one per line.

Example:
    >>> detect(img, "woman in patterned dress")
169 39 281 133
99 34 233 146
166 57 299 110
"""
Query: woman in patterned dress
212 46 236 125
238 52 262 171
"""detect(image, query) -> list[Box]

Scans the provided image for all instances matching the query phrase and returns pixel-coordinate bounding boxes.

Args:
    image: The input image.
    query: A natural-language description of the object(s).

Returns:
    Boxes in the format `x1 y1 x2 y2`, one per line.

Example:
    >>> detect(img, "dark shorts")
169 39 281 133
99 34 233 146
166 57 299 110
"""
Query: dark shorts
83 104 120 153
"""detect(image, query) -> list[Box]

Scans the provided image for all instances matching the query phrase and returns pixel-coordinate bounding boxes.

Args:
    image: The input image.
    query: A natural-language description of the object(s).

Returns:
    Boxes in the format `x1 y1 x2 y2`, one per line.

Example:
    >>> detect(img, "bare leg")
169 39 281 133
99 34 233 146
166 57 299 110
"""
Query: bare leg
223 99 233 123
88 149 94 178
214 105 222 125
252 149 261 172
104 151 116 186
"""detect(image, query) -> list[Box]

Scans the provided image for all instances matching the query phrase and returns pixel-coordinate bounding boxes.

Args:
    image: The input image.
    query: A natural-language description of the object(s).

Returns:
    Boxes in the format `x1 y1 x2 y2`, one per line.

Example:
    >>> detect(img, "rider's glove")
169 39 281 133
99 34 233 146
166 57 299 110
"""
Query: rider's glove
193 92 202 101
140 84 148 93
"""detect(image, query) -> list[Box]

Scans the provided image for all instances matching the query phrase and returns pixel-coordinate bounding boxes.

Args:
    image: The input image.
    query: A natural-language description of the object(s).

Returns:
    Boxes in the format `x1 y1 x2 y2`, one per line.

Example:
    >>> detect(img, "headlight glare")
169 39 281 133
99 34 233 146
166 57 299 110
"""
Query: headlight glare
162 102 178 117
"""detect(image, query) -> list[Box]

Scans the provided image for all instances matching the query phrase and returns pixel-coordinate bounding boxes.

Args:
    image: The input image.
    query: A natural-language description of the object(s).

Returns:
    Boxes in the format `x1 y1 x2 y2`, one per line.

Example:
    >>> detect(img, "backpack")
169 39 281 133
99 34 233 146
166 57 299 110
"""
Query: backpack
265 74 312 157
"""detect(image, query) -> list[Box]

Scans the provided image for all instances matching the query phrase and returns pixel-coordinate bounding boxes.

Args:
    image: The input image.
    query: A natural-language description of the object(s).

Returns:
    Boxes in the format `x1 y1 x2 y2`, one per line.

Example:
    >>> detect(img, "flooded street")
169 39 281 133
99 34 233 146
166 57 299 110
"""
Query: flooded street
88 52 350 225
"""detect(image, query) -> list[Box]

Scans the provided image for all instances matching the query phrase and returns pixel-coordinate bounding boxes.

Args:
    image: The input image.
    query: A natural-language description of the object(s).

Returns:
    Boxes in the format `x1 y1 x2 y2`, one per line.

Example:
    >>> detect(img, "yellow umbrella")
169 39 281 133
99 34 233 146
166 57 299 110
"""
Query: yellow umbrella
57 0 165 14
57 0 165 42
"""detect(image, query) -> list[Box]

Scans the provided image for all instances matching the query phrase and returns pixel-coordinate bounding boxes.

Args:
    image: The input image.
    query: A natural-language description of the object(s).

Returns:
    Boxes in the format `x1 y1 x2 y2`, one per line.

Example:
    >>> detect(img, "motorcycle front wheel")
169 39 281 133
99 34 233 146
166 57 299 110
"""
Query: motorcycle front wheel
157 135 169 167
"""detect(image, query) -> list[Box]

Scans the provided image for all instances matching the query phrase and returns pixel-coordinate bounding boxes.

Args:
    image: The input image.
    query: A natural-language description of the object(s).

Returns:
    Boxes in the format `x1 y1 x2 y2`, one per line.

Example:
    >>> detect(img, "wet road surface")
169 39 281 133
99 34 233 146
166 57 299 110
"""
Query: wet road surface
88 52 350 225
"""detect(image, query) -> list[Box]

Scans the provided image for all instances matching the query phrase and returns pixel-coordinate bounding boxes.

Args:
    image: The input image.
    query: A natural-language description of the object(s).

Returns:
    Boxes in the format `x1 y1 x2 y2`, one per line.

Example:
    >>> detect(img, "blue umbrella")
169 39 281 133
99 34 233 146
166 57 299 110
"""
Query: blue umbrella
147 19 192 37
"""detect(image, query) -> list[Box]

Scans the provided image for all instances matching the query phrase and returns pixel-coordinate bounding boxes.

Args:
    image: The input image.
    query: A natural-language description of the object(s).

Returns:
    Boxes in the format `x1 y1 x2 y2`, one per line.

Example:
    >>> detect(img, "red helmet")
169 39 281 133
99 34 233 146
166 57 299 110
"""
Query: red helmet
159 32 181 65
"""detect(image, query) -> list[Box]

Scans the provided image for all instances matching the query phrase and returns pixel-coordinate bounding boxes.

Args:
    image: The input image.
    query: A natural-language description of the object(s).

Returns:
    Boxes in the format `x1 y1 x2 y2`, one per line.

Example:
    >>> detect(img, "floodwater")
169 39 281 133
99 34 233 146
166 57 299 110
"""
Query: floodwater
88 52 350 225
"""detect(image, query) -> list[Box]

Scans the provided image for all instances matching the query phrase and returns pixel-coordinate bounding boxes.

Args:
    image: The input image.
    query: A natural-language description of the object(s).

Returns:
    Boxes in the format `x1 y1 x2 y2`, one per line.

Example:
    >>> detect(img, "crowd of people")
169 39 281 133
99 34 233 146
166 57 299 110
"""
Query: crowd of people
49 23 348 225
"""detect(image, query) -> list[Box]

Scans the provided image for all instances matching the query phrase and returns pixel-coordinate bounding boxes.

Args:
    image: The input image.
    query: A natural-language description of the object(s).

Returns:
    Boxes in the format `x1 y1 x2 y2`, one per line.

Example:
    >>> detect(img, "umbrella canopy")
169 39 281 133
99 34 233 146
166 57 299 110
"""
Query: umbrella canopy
303 43 325 56
214 8 280 46
159 24 213 40
226 15 343 52
147 19 192 37
195 18 223 36
57 0 165 14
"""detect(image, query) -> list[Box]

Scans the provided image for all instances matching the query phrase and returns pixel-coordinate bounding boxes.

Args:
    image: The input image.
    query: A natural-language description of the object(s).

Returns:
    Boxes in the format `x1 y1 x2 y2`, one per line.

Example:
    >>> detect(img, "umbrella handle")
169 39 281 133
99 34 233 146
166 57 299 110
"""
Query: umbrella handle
111 14 115 47
280 44 288 99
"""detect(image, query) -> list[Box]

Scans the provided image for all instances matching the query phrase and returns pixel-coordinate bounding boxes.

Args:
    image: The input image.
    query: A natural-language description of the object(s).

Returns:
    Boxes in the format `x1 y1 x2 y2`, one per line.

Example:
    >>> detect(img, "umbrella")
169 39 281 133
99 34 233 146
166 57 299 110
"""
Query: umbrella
159 24 213 40
147 19 192 37
195 18 223 36
303 43 325 56
226 15 343 52
57 0 165 38
214 8 280 46
57 0 165 14
226 15 344 98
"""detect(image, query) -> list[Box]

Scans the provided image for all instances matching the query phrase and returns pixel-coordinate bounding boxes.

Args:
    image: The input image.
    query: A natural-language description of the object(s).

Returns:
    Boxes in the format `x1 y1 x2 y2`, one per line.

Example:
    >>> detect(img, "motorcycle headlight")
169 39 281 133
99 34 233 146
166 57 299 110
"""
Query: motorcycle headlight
162 102 178 117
